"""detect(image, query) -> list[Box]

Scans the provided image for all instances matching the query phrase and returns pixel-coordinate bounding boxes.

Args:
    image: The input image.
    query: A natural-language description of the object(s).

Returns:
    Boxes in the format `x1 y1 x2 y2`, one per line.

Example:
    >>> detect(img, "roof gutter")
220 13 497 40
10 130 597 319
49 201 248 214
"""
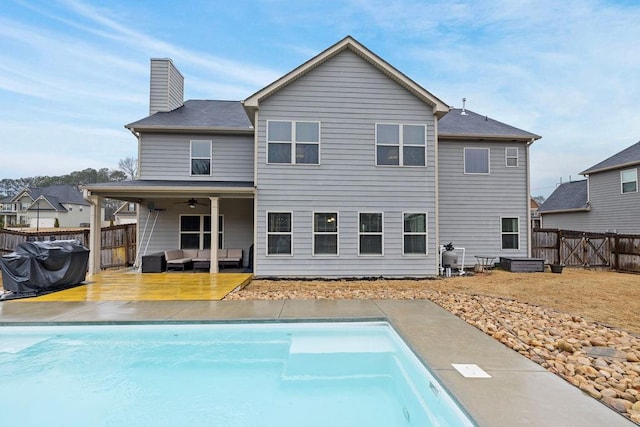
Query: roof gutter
439 133 541 141
580 160 640 176
538 206 591 215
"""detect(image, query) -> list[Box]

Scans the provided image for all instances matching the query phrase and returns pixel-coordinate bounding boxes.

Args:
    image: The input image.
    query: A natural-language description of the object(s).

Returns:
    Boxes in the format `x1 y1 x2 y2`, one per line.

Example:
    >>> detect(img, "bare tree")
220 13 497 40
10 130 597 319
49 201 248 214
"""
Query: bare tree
118 157 138 180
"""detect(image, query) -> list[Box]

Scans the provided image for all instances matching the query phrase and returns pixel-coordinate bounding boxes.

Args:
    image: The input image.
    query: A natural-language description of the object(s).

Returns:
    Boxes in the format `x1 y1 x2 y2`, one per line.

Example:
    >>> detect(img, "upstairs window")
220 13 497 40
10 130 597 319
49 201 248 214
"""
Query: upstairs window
464 147 490 174
359 212 383 255
191 140 212 175
403 213 427 255
501 217 519 250
505 147 518 167
376 124 426 166
313 212 338 255
267 121 319 164
621 168 638 194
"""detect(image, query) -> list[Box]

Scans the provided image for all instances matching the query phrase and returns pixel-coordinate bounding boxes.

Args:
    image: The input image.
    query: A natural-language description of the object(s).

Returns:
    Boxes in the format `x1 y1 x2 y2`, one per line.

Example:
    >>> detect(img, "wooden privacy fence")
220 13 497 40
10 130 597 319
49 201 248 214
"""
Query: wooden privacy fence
0 224 137 269
532 228 640 273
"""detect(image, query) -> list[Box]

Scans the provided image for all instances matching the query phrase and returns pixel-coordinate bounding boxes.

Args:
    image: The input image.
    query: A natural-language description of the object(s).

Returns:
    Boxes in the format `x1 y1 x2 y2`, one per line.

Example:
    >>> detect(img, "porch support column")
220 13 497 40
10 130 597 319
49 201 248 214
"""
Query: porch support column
209 197 219 273
86 193 102 276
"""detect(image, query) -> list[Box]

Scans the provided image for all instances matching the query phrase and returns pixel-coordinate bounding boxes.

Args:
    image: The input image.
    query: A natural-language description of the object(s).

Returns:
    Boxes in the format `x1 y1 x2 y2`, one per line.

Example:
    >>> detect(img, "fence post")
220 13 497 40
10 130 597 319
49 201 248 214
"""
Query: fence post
557 229 562 265
613 233 619 270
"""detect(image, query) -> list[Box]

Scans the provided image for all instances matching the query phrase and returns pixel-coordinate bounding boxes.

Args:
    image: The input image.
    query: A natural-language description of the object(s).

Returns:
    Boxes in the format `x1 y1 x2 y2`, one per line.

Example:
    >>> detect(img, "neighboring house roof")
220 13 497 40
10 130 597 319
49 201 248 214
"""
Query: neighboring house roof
537 180 589 213
243 35 450 120
439 109 541 141
126 100 253 133
580 141 640 175
12 185 88 209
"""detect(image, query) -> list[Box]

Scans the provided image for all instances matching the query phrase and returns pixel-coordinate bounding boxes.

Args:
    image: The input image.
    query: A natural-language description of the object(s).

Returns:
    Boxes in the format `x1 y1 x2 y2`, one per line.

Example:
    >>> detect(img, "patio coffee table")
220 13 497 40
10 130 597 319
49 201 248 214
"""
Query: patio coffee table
192 260 211 272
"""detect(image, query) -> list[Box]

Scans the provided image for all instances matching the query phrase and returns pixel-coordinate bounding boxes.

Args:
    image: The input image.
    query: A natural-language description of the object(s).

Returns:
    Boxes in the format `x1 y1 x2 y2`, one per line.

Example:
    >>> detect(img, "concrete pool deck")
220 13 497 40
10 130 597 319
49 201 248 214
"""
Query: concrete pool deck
0 298 632 426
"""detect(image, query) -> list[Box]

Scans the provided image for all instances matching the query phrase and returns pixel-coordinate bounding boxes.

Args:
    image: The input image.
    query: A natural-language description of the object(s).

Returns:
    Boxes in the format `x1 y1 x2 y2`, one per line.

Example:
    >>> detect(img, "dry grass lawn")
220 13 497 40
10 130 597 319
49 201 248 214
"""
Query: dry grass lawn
439 268 640 334
239 268 640 335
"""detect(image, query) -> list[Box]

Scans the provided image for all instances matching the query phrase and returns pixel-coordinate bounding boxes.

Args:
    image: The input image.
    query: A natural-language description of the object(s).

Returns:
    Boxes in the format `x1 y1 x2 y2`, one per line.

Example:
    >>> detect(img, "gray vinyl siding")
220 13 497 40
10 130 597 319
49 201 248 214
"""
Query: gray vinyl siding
139 133 253 181
541 211 592 231
438 140 530 265
150 59 184 115
137 198 253 266
254 50 437 277
542 169 640 233
587 169 640 233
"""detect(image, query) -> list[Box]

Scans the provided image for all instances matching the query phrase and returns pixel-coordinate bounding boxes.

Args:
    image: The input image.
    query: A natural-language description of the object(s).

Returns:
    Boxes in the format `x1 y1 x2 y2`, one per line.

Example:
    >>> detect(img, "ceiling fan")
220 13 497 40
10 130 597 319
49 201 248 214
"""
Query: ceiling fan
174 198 209 209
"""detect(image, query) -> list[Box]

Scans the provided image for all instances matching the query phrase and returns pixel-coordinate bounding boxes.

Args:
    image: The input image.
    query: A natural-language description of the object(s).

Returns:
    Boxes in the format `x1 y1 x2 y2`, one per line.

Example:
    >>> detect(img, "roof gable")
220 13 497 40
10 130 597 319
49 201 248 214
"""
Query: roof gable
581 141 640 175
538 180 589 213
243 36 450 120
439 108 541 141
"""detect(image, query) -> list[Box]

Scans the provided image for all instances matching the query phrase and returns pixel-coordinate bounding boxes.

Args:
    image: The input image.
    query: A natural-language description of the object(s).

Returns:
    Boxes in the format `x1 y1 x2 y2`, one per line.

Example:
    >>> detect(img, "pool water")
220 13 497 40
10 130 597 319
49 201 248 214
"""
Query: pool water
0 322 473 426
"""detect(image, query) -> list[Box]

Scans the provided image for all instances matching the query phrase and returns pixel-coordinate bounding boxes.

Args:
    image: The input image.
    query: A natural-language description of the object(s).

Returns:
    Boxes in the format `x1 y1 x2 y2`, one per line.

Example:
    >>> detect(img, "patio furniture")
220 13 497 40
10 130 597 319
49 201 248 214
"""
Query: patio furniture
218 248 243 269
164 249 196 271
474 255 496 272
141 252 166 273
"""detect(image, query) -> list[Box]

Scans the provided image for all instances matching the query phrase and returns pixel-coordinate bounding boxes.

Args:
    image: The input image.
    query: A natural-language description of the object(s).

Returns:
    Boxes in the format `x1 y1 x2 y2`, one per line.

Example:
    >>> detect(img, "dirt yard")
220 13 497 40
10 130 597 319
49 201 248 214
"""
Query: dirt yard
228 268 640 335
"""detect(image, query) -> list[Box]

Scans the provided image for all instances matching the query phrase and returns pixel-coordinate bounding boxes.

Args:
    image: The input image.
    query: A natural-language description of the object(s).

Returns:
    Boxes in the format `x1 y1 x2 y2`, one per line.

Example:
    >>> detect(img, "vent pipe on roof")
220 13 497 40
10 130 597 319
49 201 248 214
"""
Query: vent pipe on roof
461 98 468 115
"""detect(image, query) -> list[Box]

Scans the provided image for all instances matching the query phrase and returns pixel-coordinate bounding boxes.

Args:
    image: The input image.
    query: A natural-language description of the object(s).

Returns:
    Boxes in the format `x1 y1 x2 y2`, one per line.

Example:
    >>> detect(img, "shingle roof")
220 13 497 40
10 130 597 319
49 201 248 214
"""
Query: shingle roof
581 141 640 175
537 180 589 213
126 100 252 131
439 108 540 140
19 185 88 211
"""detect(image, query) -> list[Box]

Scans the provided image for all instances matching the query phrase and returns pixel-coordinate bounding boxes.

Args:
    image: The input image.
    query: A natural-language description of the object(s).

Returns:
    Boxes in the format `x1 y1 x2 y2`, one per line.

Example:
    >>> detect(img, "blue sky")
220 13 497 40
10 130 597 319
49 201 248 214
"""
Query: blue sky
2 0 640 197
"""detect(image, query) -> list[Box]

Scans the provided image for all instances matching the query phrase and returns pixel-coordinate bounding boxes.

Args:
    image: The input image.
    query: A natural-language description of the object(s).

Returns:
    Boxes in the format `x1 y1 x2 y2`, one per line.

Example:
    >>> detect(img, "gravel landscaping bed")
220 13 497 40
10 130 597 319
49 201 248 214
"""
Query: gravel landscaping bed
226 275 640 423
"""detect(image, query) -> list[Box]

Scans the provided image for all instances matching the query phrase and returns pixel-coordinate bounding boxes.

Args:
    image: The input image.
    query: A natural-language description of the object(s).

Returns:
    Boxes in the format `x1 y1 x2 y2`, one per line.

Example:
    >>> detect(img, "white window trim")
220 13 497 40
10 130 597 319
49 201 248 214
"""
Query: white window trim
312 212 339 256
178 214 212 250
266 211 293 256
505 147 519 167
375 123 427 167
358 211 384 256
500 216 520 251
402 212 428 256
190 140 212 176
621 168 638 194
266 120 321 165
464 147 490 175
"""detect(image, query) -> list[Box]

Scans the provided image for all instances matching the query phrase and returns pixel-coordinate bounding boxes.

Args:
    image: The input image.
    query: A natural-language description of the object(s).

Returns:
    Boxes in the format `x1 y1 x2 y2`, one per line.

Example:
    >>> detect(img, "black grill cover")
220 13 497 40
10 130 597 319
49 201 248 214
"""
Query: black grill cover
0 240 89 295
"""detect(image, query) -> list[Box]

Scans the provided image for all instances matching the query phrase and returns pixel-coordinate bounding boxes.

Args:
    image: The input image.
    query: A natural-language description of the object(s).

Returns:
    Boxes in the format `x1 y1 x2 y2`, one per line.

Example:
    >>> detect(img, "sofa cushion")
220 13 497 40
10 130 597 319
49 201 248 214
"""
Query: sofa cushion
182 249 198 259
164 250 184 262
193 250 211 262
225 249 242 261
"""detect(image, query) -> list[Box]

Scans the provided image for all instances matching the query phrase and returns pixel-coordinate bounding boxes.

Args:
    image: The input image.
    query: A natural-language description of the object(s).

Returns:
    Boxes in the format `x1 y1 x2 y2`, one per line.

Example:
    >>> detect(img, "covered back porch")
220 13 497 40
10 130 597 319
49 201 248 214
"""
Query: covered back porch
82 180 255 275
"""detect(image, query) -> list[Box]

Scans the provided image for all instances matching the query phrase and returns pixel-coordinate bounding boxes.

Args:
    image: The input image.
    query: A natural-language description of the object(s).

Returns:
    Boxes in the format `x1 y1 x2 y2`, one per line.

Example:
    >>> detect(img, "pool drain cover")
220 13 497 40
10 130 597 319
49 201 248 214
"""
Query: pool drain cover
451 363 492 378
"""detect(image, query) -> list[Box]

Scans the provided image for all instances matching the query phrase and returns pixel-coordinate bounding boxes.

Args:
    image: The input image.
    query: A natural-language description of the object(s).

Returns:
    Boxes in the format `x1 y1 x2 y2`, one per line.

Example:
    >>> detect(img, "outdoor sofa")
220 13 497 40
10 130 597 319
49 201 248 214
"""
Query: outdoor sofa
164 249 242 271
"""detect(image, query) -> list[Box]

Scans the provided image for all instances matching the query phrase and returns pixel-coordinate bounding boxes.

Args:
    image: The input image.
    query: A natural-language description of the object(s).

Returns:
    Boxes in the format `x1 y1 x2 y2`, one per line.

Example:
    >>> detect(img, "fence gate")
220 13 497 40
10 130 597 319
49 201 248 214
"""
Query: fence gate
559 231 610 268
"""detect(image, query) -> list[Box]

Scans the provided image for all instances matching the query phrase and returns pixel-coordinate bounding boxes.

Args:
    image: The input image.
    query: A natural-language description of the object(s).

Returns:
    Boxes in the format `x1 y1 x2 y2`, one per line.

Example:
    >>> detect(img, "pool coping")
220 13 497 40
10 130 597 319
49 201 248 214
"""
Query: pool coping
0 298 634 426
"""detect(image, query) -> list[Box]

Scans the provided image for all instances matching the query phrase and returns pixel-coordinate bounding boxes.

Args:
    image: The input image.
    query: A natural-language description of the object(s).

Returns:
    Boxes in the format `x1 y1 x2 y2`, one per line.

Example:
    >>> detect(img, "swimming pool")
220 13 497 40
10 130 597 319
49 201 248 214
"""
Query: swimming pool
0 322 473 426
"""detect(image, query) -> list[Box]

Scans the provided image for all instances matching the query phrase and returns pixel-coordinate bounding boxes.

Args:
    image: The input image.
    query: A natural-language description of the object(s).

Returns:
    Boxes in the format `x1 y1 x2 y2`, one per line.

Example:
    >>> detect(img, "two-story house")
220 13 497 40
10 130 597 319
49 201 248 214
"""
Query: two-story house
83 36 540 277
538 141 640 233
1 185 91 229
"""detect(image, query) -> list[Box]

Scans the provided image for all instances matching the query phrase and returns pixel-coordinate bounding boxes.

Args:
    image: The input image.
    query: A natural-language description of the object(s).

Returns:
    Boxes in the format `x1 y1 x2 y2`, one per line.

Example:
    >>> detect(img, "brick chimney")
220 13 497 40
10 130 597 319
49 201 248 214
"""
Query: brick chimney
149 58 184 115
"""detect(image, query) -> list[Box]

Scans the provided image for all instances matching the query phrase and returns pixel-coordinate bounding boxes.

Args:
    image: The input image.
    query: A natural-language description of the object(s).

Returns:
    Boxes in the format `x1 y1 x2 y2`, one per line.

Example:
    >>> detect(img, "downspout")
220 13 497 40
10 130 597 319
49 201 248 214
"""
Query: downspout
526 138 535 257
127 127 142 179
252 110 259 275
433 110 440 275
